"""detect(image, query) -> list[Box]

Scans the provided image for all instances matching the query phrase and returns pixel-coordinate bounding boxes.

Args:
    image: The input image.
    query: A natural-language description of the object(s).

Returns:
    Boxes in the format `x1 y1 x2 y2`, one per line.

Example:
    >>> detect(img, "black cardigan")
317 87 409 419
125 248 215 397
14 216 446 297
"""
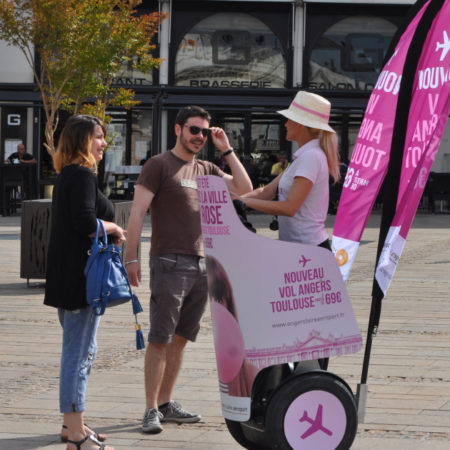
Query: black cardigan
44 165 114 310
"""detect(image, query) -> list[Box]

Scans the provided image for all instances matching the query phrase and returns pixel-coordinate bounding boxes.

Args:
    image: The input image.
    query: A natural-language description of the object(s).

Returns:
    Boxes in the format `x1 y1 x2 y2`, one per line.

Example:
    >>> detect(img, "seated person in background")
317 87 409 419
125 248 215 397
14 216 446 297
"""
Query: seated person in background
270 151 289 177
7 144 36 164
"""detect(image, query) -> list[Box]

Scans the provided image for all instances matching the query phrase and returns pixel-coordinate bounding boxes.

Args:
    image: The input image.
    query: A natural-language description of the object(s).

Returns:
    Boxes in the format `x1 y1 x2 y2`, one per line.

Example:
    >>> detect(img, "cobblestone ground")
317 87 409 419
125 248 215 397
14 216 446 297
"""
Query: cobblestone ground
0 212 449 449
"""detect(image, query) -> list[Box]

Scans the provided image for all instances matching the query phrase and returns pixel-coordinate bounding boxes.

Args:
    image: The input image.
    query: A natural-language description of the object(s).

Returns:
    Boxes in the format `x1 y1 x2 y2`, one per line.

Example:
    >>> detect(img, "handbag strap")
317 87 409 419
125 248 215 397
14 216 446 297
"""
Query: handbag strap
94 219 108 247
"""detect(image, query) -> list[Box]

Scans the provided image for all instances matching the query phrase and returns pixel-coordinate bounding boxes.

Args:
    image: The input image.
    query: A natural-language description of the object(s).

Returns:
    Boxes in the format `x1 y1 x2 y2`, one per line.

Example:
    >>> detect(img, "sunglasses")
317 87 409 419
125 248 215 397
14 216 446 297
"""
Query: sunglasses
184 125 211 137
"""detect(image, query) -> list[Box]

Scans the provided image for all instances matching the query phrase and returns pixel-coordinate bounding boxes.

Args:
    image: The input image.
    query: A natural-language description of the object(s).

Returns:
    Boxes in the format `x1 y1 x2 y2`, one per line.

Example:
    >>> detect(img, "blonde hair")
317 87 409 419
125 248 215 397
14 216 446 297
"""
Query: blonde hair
308 127 341 183
53 115 105 174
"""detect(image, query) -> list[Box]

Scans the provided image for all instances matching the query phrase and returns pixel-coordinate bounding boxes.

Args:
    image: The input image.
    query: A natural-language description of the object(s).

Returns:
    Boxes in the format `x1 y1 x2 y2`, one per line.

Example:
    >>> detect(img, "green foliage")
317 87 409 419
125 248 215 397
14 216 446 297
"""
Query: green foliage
0 0 167 154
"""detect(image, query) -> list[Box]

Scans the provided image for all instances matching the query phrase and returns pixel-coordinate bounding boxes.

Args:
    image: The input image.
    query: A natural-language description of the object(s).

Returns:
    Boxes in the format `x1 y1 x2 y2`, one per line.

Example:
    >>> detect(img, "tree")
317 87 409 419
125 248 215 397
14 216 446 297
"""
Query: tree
0 0 167 155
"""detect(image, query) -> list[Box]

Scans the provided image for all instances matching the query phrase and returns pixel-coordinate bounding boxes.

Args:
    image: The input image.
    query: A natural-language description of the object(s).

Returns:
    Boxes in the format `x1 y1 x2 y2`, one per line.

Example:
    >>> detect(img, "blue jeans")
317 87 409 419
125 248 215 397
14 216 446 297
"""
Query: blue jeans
58 307 101 413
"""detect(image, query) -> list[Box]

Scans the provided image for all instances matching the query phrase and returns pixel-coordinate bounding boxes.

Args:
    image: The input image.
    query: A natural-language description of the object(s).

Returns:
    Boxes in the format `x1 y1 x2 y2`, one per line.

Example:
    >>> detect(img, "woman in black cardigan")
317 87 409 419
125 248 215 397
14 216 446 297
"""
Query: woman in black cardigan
45 115 124 450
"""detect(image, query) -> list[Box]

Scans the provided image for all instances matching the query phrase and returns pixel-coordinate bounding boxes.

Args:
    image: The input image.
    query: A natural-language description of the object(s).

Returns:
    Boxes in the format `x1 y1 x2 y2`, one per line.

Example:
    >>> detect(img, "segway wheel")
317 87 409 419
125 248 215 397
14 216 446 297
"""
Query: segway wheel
225 419 261 449
265 372 357 450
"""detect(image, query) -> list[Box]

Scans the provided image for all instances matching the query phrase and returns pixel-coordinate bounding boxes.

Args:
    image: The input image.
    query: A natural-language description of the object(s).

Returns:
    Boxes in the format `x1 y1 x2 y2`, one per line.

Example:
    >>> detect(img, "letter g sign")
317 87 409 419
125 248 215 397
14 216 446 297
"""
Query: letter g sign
7 114 21 126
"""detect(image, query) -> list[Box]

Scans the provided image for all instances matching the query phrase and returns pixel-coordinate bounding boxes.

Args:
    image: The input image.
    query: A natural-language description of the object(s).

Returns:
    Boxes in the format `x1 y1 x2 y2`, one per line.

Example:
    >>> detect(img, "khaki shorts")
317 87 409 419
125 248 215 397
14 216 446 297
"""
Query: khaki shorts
148 253 208 343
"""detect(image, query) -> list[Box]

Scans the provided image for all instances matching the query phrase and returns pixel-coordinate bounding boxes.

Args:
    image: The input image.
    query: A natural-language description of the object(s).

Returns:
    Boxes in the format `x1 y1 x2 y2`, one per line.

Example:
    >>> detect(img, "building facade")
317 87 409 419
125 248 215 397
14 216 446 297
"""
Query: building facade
1 0 448 197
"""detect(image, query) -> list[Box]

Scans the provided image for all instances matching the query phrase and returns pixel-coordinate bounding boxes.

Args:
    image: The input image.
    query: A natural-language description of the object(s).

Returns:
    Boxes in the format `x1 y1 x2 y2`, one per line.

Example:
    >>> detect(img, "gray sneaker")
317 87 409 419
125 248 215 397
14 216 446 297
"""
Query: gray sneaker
159 401 201 423
142 407 163 433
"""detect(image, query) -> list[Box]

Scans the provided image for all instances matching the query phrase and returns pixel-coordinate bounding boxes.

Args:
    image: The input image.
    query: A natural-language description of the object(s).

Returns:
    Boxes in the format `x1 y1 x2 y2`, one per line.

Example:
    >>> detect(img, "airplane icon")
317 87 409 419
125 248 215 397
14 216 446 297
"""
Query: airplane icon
298 255 311 267
299 404 333 439
436 30 450 61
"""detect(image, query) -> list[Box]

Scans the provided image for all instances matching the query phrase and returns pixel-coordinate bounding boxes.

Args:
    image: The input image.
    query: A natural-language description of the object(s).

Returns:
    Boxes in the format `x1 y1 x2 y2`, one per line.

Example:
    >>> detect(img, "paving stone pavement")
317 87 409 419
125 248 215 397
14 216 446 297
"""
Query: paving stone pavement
0 211 449 449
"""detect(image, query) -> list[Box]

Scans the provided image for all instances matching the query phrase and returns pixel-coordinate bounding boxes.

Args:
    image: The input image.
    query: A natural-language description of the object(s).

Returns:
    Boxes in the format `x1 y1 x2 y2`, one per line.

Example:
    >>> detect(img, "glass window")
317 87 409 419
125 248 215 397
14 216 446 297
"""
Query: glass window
212 112 282 186
208 116 245 167
223 119 245 155
348 121 365 161
251 118 282 186
105 111 127 174
252 121 280 155
113 59 154 87
131 109 152 165
213 30 251 65
175 13 286 88
308 16 397 91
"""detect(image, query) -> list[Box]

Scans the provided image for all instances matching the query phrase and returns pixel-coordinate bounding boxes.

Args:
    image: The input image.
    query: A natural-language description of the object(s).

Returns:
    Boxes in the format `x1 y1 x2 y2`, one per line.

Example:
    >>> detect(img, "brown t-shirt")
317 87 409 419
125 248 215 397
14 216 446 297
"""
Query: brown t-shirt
137 151 224 256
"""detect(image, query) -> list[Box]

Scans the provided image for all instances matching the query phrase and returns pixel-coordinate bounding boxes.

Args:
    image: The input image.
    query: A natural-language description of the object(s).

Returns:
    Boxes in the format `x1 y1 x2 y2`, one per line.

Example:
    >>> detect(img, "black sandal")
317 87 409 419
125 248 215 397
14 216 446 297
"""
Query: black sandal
61 424 107 443
66 433 106 449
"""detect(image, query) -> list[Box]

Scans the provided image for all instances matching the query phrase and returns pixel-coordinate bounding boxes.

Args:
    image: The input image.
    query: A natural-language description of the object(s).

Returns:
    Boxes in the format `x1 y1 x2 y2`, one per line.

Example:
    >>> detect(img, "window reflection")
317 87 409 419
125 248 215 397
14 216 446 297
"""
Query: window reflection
343 33 385 71
112 57 154 87
105 112 127 174
308 16 396 91
220 119 245 158
213 31 251 65
132 110 152 165
214 113 281 187
175 13 286 88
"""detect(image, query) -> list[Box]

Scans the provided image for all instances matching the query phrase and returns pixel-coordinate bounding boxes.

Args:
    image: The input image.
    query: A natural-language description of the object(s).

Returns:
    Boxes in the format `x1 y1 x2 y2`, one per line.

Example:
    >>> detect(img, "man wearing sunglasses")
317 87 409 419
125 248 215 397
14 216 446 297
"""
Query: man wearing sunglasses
125 105 252 434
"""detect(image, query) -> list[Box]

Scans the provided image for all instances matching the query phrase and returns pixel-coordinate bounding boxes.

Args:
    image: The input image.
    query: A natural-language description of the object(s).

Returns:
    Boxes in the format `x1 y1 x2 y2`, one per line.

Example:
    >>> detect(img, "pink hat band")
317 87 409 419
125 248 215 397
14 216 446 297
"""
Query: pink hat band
277 91 335 133
291 100 330 121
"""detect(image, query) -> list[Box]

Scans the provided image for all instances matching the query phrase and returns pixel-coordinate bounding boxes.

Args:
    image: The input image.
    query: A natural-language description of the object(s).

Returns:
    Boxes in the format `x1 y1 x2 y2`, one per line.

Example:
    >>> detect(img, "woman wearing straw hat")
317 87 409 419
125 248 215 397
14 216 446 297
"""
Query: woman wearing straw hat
235 91 340 249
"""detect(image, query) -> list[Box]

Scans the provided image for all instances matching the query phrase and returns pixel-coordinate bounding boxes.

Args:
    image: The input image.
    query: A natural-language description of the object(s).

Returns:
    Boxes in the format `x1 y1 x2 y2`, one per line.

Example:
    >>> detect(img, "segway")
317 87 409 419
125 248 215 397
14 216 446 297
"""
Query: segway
198 176 361 449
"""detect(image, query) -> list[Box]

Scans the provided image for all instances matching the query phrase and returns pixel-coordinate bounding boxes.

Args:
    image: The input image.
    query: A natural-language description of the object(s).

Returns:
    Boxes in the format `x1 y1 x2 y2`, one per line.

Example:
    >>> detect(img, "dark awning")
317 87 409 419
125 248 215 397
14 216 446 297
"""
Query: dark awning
157 89 369 114
0 85 370 113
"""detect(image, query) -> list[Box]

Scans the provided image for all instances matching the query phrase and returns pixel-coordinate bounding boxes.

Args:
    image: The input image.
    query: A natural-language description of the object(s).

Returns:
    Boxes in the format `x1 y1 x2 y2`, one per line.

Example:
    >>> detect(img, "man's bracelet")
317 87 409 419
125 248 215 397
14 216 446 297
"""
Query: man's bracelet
124 259 139 266
222 148 234 157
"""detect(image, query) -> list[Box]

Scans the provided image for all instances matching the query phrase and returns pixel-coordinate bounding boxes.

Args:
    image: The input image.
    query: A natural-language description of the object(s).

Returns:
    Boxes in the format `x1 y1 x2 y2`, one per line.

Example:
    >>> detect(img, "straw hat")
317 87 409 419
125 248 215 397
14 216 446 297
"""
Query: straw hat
277 91 335 133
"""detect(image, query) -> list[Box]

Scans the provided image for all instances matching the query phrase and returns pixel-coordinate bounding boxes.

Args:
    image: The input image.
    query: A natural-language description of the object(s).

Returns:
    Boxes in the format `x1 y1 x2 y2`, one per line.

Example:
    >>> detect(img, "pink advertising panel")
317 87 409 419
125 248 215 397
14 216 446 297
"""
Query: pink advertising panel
331 1 431 281
198 175 362 421
376 1 450 294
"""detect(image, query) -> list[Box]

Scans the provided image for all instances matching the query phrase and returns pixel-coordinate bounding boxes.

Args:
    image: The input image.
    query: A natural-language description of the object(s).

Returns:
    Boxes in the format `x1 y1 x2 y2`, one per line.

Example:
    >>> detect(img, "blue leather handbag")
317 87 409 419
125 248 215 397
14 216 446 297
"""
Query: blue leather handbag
84 219 145 349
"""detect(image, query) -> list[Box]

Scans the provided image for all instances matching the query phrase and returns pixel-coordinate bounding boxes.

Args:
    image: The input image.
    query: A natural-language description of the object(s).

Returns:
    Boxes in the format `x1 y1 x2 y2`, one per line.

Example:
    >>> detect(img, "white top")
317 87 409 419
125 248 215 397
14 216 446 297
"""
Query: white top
278 139 329 245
